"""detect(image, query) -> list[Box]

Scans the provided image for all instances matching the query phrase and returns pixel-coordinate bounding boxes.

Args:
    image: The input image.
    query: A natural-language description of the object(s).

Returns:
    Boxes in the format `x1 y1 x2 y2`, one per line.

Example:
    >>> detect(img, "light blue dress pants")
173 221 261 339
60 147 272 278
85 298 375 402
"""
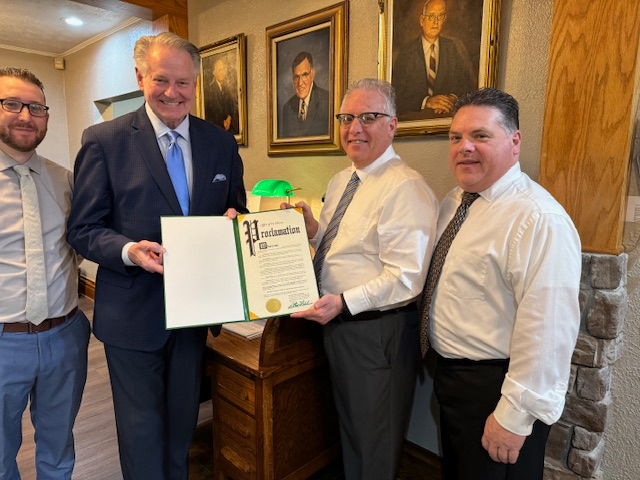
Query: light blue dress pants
0 310 90 480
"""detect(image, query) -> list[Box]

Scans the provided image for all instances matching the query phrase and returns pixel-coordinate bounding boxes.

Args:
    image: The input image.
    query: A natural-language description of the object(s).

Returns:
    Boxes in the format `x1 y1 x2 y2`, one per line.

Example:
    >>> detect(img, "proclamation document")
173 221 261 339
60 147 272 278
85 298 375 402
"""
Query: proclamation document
161 208 318 328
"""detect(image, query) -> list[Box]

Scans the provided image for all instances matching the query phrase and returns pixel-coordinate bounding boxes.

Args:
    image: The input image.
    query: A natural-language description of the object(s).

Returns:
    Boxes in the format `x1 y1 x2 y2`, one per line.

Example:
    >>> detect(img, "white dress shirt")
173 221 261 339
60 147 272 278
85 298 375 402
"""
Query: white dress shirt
0 150 78 323
311 145 439 315
121 104 193 265
429 162 581 435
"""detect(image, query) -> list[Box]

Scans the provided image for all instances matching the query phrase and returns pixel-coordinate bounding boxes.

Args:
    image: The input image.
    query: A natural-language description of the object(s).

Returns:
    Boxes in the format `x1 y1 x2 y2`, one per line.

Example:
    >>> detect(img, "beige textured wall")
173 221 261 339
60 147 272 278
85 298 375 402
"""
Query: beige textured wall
0 50 69 168
612 132 640 477
64 20 153 160
63 20 153 281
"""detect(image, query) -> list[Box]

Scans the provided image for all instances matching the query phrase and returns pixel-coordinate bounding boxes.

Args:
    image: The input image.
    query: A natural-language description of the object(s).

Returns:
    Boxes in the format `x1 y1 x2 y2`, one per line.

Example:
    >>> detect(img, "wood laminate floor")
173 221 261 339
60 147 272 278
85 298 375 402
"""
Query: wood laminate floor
15 296 344 480
15 295 214 480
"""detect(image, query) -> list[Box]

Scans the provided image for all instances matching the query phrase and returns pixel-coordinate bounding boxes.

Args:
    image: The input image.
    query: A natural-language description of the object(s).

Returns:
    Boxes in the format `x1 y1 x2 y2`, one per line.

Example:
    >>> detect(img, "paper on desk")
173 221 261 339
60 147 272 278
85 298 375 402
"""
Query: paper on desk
222 319 267 340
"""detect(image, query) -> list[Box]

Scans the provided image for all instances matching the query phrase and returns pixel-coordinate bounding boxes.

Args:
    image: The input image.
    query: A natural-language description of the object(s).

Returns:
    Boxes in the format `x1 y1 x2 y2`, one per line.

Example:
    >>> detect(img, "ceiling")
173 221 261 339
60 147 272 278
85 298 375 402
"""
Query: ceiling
0 0 137 57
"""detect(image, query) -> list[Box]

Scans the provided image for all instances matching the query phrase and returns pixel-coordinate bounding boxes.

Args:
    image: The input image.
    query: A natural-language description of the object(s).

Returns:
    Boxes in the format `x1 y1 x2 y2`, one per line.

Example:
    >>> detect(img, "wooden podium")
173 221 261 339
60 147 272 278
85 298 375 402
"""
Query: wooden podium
206 316 341 479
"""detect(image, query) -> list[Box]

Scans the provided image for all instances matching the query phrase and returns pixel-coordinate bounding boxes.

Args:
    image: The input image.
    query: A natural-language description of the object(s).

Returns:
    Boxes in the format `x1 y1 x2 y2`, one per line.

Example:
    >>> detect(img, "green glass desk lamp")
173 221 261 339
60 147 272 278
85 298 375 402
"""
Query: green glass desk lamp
251 179 299 197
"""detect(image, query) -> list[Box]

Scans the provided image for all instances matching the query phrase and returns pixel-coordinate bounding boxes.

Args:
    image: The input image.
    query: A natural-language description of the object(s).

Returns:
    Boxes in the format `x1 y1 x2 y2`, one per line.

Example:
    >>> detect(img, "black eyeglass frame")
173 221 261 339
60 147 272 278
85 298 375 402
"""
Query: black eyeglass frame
0 99 50 117
335 112 392 126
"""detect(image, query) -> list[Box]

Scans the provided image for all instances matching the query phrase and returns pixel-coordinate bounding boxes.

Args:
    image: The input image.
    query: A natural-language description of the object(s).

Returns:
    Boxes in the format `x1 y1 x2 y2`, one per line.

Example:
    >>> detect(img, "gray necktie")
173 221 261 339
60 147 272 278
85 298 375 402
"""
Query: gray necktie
419 191 480 358
313 171 360 291
14 164 48 324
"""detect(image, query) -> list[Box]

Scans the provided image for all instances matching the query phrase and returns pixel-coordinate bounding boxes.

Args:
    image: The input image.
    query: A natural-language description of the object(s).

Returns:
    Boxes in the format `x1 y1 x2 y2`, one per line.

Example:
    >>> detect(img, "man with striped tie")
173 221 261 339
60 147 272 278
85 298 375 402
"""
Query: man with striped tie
392 0 476 117
284 78 438 480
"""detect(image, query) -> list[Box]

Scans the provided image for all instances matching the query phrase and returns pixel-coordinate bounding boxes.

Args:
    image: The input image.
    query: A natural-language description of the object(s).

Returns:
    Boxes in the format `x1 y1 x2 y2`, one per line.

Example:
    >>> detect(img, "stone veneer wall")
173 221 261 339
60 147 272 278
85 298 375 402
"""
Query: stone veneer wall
544 253 627 479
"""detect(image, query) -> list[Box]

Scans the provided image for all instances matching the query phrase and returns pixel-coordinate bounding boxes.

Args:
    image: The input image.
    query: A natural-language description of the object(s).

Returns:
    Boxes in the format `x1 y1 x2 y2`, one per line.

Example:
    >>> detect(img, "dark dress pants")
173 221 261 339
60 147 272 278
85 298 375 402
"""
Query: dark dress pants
323 309 419 480
434 354 551 480
104 327 208 480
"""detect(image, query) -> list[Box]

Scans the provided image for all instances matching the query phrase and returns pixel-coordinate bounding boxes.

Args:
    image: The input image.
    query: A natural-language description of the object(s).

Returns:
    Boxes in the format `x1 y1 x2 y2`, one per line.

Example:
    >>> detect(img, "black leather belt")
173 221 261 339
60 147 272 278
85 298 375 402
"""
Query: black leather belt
2 306 79 333
334 302 417 323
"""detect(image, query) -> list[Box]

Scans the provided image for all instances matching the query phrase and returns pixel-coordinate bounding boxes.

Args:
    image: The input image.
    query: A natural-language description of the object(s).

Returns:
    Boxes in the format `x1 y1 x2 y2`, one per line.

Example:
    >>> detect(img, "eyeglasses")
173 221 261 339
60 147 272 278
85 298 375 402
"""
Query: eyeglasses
424 13 447 22
293 71 311 83
0 99 49 117
335 112 391 127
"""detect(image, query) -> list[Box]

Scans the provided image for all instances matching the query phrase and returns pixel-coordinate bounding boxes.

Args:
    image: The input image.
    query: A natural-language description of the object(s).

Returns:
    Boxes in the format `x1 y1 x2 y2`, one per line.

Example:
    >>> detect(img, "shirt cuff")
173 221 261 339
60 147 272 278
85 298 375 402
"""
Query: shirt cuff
493 396 536 436
121 242 136 266
342 287 370 316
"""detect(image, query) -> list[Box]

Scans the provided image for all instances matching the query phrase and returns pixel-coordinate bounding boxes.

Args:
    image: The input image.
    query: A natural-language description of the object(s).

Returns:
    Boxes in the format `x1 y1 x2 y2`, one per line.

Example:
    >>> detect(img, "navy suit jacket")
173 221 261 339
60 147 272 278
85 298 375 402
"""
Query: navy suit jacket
393 36 476 115
67 105 247 351
280 83 330 138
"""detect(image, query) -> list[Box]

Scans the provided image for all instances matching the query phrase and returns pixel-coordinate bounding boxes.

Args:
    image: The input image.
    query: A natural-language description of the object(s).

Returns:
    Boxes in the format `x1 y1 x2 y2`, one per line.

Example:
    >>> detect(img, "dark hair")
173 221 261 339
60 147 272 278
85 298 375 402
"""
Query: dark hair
0 67 45 93
453 88 519 134
134 32 200 77
342 78 397 117
291 52 313 72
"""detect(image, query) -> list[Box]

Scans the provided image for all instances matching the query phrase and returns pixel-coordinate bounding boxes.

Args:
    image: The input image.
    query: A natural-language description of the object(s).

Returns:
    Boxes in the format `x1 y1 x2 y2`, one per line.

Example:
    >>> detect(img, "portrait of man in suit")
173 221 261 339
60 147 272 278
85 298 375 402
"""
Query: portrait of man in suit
392 0 478 119
67 32 247 480
280 51 330 138
204 56 239 135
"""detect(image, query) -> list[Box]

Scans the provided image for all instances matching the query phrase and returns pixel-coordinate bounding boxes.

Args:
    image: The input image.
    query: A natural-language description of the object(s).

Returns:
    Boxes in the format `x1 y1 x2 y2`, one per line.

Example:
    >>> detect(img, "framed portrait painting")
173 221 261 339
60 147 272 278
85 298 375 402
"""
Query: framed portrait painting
198 34 248 146
379 0 501 136
266 2 348 156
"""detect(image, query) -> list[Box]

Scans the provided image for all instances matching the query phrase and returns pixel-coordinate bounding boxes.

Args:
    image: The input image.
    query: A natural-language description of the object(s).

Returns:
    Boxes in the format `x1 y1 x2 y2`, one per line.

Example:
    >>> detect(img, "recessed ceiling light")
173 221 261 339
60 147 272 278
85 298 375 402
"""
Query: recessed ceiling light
64 17 84 26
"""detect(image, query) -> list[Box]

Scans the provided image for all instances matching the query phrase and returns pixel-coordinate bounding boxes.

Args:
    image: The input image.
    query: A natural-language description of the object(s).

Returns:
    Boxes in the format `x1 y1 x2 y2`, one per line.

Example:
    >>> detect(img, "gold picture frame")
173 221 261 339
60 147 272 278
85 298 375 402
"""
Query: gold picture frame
266 2 348 156
378 0 501 137
198 34 248 146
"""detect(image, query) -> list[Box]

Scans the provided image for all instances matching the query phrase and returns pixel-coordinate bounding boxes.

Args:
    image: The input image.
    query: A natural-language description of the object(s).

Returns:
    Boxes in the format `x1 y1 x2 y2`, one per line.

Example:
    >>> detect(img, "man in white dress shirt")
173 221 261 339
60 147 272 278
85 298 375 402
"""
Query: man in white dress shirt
0 66 90 479
423 87 581 479
285 78 439 479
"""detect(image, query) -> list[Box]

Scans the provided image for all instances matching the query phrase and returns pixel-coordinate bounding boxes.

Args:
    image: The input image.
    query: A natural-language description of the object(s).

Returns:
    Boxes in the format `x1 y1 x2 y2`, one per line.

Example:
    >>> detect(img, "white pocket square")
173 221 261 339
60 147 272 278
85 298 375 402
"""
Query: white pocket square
212 174 227 183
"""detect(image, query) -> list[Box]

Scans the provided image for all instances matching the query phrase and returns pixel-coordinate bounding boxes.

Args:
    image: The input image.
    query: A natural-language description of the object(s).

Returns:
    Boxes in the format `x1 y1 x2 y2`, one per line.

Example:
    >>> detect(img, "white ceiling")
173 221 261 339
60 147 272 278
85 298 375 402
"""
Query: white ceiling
0 0 137 57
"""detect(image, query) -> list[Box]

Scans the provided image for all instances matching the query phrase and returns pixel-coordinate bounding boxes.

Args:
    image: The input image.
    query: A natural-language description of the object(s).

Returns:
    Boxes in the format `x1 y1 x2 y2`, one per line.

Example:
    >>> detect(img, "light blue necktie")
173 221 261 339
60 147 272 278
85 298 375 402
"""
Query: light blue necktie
166 131 189 215
313 171 360 291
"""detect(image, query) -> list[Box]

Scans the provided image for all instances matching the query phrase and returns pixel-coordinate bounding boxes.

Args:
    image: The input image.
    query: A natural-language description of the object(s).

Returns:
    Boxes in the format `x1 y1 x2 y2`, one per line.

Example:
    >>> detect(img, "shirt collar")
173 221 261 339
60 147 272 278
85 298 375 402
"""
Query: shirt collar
351 144 397 182
0 148 40 173
421 36 440 52
145 103 190 142
474 162 522 202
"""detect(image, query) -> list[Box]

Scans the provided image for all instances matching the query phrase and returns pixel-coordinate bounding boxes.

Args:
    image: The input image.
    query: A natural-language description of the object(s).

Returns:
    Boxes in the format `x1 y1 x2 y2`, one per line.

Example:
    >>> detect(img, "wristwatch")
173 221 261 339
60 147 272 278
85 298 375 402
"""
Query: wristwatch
340 293 350 316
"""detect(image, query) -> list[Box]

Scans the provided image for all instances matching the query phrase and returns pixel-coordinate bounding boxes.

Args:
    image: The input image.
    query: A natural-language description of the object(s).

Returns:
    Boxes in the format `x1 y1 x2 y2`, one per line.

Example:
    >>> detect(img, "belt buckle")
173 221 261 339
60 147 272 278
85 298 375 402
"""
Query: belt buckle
27 323 36 334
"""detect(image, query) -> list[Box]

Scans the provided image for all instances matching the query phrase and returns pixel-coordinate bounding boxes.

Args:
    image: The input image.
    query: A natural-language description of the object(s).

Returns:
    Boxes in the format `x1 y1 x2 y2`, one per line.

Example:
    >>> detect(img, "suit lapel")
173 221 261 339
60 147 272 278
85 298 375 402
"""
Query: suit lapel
131 106 184 216
308 83 319 123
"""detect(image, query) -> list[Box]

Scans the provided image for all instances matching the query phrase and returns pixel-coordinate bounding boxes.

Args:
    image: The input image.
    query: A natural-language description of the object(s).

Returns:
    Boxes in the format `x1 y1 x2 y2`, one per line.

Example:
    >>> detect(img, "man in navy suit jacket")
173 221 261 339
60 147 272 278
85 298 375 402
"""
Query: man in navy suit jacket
67 32 247 480
393 0 476 117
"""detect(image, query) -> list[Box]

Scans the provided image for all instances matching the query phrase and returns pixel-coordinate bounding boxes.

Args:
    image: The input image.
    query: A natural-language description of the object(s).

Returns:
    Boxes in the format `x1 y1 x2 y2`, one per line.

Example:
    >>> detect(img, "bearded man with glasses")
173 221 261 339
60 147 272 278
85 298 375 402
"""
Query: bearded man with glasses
0 67 90 480
282 78 438 479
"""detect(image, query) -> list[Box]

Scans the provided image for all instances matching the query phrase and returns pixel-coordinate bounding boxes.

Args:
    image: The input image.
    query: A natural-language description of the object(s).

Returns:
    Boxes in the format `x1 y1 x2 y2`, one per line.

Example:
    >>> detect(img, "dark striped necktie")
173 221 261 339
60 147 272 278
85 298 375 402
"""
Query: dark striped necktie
419 191 480 357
